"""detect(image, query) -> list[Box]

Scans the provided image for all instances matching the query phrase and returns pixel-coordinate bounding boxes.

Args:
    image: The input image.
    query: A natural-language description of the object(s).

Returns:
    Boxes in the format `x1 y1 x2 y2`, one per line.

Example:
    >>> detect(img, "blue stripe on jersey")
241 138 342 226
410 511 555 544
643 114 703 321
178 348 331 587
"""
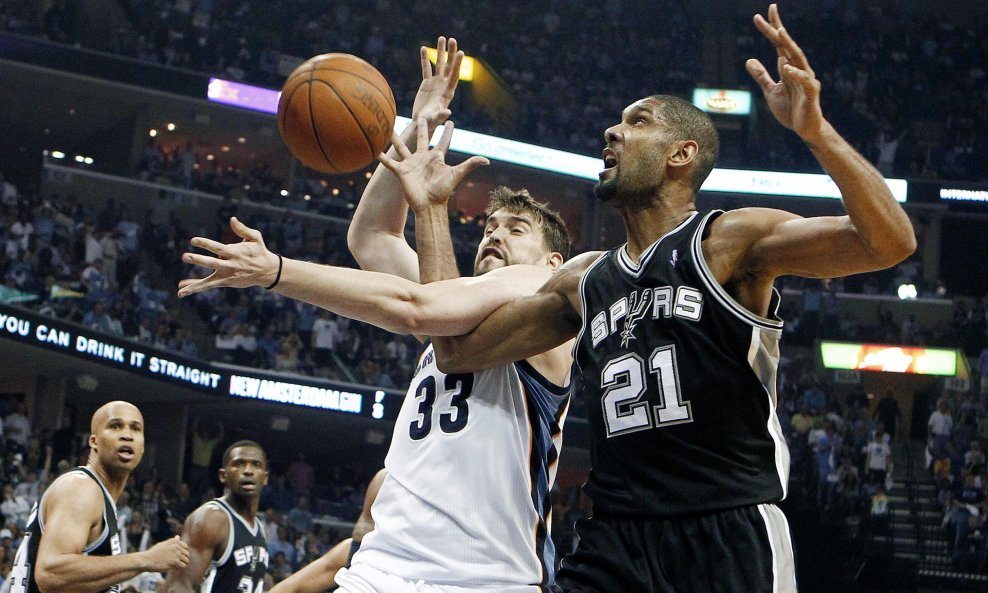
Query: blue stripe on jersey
515 360 569 588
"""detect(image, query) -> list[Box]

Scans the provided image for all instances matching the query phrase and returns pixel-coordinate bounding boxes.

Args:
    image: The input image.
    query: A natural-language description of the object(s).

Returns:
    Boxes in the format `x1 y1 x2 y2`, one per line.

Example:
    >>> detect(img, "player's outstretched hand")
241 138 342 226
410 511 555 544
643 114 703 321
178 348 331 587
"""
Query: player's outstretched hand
142 535 191 571
177 217 280 297
378 118 489 213
411 36 463 129
745 3 825 143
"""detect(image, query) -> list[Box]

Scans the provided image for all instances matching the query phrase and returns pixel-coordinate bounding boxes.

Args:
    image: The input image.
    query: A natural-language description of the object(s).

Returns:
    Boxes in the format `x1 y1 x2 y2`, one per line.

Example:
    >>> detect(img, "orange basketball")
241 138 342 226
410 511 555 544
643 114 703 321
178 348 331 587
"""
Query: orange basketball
277 53 397 174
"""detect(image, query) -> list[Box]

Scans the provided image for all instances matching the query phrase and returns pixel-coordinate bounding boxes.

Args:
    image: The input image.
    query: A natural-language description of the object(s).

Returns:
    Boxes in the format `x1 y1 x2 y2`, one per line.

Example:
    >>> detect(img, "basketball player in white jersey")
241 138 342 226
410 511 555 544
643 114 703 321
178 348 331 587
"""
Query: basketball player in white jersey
178 37 574 593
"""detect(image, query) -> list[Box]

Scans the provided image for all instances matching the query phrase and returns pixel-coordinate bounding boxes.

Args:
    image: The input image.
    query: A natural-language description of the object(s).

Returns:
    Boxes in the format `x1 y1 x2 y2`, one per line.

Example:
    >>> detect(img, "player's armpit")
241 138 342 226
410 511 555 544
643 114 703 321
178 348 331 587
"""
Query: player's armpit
161 506 229 593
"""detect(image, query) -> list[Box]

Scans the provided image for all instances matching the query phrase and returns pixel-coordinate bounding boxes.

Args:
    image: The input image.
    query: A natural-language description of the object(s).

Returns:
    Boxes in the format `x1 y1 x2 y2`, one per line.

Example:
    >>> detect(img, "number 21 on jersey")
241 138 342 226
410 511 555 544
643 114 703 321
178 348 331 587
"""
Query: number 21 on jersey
601 345 693 437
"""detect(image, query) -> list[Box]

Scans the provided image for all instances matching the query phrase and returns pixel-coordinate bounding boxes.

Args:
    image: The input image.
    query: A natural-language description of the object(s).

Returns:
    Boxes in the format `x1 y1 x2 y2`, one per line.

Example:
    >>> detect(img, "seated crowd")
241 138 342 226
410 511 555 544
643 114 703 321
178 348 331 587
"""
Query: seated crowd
0 1 984 181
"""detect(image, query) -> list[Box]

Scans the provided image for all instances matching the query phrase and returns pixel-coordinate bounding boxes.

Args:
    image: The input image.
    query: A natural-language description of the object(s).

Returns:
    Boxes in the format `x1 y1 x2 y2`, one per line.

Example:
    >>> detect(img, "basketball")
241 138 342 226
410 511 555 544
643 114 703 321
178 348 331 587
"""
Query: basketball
277 53 397 174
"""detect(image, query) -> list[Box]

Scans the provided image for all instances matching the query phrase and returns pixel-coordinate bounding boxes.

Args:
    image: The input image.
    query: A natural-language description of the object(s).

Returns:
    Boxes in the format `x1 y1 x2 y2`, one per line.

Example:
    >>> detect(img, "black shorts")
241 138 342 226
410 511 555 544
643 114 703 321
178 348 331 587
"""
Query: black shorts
555 504 797 593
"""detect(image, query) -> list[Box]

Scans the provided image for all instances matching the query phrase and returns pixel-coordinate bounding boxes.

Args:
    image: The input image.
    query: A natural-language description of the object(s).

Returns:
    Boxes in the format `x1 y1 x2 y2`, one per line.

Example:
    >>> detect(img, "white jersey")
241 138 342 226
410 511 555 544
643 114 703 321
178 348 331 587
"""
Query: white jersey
354 343 570 590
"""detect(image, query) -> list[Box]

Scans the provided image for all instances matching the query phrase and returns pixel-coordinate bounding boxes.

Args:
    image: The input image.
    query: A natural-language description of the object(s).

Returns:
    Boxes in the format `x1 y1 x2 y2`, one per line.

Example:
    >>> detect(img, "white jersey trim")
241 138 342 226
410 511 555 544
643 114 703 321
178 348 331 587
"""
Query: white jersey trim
616 211 699 278
756 504 798 593
689 211 783 332
572 252 610 372
748 327 790 499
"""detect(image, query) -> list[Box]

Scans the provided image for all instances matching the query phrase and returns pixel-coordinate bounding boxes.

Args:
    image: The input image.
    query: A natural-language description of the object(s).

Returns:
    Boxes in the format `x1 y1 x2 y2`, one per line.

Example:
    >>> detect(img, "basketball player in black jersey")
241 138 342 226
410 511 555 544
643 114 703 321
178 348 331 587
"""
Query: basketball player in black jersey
162 441 269 593
380 5 915 593
10 401 190 593
268 469 386 593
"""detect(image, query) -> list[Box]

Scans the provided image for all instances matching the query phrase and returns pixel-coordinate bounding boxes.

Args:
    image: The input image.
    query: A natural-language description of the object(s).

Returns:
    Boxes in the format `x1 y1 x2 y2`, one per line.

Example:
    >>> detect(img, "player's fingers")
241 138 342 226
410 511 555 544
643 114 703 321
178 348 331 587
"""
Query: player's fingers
230 217 262 243
182 251 227 270
745 59 776 93
377 151 399 172
778 27 814 76
389 130 412 160
188 236 228 256
769 3 782 28
177 276 219 298
419 45 431 79
451 156 490 182
436 121 454 154
435 36 447 72
783 64 819 98
416 117 431 150
445 38 458 77
446 51 464 95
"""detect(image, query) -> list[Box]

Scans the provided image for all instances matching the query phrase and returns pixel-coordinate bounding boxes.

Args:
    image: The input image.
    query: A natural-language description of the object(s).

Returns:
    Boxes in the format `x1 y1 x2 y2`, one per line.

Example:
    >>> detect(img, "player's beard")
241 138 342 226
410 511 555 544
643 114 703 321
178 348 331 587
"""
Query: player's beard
594 176 618 202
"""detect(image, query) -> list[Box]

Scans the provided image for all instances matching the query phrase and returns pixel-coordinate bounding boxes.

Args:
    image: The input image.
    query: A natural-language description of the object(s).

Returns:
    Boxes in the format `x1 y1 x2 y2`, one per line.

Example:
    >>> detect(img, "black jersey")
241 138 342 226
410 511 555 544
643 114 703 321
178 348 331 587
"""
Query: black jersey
201 498 269 593
9 467 123 593
574 210 789 518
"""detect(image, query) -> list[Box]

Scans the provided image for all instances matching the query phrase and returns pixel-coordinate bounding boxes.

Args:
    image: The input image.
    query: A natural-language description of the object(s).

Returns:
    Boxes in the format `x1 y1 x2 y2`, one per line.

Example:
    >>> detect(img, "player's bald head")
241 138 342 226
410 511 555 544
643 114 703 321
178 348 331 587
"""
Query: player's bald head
90 401 143 434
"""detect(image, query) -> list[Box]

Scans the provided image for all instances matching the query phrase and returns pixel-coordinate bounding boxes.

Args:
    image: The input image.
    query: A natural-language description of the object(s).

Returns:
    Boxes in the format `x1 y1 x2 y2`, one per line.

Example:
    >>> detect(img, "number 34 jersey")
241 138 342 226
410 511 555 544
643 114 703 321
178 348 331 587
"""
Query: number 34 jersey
354 342 570 590
574 210 790 518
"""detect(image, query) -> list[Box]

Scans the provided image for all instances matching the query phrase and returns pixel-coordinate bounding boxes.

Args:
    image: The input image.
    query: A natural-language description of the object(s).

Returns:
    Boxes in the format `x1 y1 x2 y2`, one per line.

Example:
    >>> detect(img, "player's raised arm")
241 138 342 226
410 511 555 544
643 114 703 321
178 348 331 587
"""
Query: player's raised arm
177 218 548 337
740 3 915 280
347 36 465 279
35 477 189 593
434 253 593 374
160 506 229 593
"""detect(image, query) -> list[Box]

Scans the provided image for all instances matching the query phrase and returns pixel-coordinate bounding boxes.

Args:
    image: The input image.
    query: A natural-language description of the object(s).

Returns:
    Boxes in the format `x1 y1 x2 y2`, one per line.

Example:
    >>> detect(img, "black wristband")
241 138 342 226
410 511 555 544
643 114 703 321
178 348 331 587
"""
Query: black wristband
264 253 283 290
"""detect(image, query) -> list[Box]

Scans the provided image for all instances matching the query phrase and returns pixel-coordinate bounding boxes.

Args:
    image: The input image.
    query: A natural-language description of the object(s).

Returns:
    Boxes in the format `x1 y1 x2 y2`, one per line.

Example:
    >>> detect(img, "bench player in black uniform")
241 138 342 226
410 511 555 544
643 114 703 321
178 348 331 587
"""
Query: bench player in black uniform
9 401 190 593
162 441 270 593
410 4 916 593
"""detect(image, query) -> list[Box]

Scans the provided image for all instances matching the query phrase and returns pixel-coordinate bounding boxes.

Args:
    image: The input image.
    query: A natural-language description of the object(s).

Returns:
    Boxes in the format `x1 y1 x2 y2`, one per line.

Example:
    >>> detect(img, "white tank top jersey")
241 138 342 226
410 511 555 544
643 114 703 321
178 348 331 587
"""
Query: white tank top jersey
353 343 570 590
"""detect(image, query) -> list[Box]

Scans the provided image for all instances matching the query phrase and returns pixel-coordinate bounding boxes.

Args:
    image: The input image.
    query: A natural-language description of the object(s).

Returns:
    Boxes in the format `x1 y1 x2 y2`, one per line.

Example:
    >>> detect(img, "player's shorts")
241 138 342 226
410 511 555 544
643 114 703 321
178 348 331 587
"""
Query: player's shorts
336 562 545 593
555 503 797 593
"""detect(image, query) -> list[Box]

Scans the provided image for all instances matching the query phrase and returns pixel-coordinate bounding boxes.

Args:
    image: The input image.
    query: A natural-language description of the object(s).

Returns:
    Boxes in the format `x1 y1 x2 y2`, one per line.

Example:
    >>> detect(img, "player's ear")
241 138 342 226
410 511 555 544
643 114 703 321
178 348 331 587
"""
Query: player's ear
668 140 698 168
218 467 226 485
546 252 564 271
88 434 97 451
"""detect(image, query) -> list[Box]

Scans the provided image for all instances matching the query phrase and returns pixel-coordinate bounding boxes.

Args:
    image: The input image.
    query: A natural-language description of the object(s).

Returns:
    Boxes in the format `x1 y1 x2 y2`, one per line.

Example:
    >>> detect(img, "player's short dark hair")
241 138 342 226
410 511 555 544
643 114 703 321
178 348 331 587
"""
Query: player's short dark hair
648 95 719 194
222 440 267 467
486 187 571 259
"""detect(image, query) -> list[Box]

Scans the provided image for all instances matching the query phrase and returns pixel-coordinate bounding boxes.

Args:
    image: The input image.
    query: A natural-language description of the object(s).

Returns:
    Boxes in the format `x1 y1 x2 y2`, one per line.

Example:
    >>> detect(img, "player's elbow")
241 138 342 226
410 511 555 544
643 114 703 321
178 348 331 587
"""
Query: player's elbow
346 228 372 268
876 232 917 269
35 565 67 593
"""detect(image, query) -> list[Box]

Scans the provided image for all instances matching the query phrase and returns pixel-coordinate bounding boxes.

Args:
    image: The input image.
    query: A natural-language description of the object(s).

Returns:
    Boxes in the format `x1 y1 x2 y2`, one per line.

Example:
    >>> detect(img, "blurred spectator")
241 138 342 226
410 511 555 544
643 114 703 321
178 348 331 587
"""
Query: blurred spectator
4 403 30 449
286 453 314 497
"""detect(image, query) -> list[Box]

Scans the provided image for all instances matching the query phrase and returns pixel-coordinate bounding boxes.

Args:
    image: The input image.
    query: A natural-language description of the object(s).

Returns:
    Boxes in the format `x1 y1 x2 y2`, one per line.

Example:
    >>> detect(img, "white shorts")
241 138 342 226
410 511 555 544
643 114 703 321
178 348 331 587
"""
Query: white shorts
335 562 543 593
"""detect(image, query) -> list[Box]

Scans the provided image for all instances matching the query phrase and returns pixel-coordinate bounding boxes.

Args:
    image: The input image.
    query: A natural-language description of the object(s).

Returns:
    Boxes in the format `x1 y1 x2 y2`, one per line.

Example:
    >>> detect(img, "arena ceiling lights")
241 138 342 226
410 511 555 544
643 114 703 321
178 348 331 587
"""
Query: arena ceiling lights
206 78 908 202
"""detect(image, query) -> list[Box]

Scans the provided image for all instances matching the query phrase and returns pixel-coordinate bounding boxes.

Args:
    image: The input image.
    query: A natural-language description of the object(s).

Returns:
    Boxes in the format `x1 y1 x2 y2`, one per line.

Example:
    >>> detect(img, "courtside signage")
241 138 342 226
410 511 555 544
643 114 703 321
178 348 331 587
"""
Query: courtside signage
820 341 957 376
0 304 398 419
691 88 753 116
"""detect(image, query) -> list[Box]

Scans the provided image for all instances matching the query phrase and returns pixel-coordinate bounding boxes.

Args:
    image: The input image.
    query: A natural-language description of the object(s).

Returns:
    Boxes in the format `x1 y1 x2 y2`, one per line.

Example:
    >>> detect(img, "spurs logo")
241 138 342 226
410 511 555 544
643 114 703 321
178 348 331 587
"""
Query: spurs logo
620 290 652 348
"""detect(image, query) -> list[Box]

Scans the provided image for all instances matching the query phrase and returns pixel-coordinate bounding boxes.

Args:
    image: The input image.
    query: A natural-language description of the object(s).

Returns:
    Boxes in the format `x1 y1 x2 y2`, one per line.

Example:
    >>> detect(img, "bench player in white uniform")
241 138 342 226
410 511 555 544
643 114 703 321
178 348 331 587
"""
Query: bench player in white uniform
178 38 573 593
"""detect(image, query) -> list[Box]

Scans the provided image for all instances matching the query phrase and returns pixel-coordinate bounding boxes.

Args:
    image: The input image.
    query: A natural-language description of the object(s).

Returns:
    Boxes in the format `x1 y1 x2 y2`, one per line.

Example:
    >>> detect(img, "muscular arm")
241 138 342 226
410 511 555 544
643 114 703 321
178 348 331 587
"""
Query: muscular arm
740 5 915 283
347 120 422 280
177 223 553 337
348 37 464 279
435 254 593 374
161 506 228 593
267 539 350 593
36 476 187 593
